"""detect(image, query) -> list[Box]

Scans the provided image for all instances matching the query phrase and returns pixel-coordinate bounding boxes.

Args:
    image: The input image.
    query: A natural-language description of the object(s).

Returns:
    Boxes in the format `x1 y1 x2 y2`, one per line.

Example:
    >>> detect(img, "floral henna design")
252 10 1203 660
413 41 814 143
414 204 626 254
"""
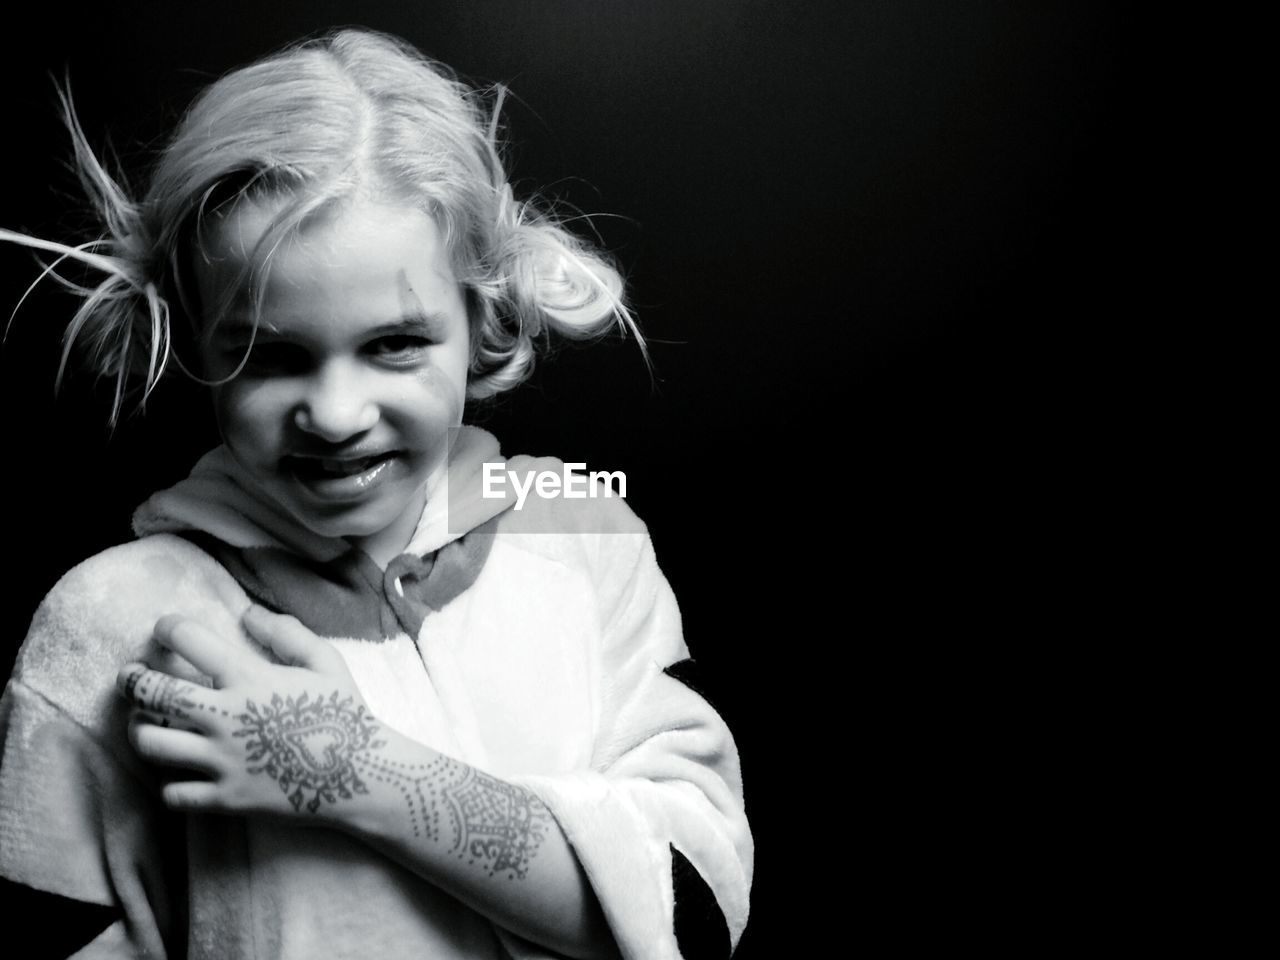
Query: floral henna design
233 691 385 814
234 691 550 877
352 753 551 879
442 767 551 880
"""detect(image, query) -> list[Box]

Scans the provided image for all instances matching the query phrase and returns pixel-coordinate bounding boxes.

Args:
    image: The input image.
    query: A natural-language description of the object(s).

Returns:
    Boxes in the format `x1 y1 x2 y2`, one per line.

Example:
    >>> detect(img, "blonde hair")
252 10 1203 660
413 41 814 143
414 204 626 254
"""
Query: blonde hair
1 27 643 423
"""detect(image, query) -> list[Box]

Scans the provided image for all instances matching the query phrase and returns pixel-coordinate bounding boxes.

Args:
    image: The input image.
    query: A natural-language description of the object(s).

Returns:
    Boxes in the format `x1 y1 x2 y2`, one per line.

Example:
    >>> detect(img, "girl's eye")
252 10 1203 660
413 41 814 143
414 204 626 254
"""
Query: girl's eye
370 335 431 360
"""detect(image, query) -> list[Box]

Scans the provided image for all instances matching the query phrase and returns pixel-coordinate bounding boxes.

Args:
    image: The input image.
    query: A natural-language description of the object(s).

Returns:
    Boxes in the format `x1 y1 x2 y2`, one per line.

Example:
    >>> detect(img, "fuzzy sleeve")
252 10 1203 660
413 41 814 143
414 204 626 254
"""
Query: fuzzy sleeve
506 527 753 960
0 681 182 959
0 544 208 959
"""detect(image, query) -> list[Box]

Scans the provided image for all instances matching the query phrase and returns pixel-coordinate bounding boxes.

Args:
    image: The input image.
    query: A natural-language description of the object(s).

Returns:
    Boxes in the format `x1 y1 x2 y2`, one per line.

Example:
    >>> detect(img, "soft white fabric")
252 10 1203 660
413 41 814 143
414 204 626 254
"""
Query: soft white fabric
0 426 753 959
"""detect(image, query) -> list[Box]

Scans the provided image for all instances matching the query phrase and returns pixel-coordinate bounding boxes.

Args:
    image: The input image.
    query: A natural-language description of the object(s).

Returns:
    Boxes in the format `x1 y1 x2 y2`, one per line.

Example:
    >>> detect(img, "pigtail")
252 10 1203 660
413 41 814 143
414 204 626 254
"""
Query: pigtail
4 30 650 416
1 81 173 425
465 88 647 400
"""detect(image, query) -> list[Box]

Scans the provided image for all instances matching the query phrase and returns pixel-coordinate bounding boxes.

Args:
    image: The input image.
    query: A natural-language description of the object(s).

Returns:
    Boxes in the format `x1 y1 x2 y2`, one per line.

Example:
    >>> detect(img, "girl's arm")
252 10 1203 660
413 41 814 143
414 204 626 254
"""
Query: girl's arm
119 608 621 960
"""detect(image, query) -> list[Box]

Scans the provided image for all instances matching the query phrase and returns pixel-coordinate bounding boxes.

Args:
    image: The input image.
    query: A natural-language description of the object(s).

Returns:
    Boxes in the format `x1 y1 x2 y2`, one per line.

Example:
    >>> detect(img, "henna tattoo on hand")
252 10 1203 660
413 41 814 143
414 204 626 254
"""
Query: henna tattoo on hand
122 667 199 721
232 692 550 878
230 690 549 878
233 691 385 814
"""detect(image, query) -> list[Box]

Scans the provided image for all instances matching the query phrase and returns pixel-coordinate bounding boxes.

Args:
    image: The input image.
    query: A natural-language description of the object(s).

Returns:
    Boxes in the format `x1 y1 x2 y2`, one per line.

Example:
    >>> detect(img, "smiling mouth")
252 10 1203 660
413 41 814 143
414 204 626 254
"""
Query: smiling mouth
286 452 398 482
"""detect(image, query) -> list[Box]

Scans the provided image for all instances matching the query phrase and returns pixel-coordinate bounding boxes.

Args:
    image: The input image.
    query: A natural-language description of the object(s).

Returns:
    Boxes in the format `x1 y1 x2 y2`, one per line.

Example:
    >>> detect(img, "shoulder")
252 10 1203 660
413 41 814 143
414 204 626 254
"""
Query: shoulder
13 534 249 724
30 533 246 630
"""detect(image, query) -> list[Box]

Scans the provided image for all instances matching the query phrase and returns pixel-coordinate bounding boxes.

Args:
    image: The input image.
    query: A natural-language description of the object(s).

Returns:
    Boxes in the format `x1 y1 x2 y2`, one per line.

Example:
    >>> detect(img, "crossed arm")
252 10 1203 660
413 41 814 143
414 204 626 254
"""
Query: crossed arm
118 606 621 960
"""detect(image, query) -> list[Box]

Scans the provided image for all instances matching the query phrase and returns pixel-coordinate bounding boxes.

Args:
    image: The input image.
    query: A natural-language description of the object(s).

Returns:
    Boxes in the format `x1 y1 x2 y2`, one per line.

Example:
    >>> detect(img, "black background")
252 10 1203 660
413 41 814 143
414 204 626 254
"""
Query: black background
0 1 1128 953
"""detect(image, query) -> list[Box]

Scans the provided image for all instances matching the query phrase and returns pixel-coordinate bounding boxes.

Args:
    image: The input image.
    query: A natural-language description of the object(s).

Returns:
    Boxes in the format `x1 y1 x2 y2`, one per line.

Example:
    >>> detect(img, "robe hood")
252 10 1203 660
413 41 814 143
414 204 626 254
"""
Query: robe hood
130 426 524 642
132 425 517 561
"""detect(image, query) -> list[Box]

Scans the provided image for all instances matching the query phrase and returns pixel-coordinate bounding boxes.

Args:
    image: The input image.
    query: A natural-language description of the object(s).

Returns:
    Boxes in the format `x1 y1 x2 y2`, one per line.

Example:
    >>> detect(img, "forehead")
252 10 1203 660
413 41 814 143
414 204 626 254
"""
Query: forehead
193 195 463 329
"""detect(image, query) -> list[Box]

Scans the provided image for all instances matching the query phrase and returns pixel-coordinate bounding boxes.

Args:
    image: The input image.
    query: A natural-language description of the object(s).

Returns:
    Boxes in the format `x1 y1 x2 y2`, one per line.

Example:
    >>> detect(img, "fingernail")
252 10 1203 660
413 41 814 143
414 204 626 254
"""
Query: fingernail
153 614 181 645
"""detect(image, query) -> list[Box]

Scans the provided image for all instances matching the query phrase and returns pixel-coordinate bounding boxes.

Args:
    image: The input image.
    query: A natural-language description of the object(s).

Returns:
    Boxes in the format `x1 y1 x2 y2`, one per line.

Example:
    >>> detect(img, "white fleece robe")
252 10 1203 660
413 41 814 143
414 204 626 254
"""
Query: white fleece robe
0 426 753 960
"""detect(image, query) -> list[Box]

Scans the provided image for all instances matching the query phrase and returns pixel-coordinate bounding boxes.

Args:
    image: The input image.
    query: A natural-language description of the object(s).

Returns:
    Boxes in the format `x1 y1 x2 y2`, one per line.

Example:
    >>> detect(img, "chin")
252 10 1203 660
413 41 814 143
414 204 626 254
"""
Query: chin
287 504 393 541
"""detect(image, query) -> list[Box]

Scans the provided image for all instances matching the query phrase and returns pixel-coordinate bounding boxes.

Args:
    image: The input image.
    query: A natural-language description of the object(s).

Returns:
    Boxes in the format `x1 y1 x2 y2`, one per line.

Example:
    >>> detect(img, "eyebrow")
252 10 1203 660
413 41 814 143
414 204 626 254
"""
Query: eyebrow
208 311 451 342
207 271 455 343
397 273 452 340
368 312 452 339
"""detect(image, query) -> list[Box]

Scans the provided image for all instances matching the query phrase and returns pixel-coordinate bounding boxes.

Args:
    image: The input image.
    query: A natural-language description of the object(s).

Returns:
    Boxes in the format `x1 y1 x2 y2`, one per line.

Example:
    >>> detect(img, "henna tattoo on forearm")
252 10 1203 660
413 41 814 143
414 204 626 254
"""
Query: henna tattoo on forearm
354 753 454 840
231 691 550 878
438 765 551 880
353 754 552 879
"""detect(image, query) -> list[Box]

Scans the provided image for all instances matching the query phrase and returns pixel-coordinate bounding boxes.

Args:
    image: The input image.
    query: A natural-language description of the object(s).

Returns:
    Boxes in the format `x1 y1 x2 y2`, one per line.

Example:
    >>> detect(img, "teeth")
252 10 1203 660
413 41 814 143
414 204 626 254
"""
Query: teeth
304 454 386 478
321 457 373 472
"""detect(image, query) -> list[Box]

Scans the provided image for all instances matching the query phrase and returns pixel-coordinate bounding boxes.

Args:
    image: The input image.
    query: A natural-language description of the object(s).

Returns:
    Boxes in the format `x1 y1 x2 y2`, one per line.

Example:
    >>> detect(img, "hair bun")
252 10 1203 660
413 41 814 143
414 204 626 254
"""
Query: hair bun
532 245 625 330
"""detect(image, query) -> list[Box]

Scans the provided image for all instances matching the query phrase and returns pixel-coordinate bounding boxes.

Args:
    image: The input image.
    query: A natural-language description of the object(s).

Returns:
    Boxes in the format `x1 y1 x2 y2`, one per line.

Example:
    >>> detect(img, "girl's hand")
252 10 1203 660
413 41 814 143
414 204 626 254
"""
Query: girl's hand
117 606 382 820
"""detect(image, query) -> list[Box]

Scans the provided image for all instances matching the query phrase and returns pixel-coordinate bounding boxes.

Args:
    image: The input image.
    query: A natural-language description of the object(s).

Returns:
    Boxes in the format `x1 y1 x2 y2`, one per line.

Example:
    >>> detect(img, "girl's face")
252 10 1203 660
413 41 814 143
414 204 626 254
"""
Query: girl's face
194 197 471 566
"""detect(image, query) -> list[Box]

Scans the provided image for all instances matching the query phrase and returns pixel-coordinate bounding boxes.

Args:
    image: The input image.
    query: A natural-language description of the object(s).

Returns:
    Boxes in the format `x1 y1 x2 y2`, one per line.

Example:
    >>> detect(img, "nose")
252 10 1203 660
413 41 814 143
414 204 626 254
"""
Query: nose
293 362 378 442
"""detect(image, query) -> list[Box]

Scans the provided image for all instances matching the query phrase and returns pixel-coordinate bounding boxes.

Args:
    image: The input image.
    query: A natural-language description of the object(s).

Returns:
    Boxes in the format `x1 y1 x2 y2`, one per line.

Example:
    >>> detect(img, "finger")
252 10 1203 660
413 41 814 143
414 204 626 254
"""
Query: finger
129 716 222 775
242 605 342 672
131 706 202 734
117 662 212 723
153 615 247 688
161 781 223 812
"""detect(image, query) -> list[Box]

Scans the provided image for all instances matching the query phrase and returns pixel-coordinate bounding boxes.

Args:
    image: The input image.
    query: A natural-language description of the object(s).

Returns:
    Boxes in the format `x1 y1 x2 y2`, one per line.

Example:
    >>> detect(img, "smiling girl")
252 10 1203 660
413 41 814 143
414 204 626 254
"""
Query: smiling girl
197 197 471 566
0 28 752 960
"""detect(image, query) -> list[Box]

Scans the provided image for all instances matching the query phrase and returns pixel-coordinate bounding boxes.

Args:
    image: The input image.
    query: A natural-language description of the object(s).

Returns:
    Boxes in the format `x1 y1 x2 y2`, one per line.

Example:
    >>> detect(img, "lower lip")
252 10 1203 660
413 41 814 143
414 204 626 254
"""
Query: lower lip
288 456 400 503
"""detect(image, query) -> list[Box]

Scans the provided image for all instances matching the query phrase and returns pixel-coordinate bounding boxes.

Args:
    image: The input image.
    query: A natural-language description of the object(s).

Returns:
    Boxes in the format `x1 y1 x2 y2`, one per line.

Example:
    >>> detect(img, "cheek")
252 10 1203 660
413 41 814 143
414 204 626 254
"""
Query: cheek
209 382 284 450
412 362 467 426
